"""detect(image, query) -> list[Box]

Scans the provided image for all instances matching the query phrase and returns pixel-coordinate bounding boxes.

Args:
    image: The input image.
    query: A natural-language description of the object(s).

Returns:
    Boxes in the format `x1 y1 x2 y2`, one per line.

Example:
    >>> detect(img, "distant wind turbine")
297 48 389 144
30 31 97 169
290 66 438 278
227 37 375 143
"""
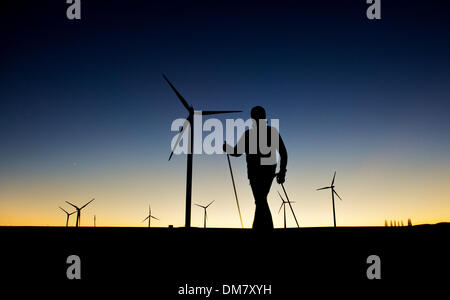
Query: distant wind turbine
277 191 296 229
142 204 159 228
65 198 95 227
195 200 215 228
317 171 343 227
59 206 75 227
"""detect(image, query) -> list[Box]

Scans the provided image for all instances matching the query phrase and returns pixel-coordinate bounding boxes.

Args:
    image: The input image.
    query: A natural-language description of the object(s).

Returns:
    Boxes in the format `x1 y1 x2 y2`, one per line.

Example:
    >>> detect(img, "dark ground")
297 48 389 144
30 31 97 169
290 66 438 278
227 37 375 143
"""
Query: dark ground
1 224 448 296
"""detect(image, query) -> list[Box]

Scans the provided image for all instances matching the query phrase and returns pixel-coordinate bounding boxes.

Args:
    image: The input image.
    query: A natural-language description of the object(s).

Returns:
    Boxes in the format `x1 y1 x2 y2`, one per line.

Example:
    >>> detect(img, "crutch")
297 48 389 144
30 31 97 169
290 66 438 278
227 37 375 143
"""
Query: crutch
226 154 244 228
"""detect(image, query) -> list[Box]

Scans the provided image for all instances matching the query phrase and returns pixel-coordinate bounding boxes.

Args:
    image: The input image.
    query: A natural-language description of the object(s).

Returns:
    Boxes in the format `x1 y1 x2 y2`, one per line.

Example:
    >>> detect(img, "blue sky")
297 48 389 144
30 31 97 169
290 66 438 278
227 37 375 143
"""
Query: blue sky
1 0 449 227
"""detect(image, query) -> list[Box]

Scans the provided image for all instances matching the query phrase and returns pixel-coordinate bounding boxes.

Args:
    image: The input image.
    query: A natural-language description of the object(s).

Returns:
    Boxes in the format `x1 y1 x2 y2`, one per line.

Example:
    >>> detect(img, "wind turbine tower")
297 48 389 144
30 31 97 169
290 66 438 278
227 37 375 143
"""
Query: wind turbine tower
59 206 75 227
142 204 159 228
164 75 241 228
65 198 95 227
195 200 215 228
277 191 296 229
317 171 343 227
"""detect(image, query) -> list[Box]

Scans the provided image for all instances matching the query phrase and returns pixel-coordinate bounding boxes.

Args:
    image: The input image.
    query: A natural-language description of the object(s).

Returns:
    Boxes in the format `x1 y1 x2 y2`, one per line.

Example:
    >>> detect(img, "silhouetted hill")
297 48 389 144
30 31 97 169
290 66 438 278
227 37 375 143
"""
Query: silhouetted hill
413 222 450 227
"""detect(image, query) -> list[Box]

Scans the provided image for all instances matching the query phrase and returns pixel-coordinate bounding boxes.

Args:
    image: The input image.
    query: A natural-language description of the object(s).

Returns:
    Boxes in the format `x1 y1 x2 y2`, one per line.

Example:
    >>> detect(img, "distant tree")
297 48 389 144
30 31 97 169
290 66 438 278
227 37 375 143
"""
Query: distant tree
408 218 412 226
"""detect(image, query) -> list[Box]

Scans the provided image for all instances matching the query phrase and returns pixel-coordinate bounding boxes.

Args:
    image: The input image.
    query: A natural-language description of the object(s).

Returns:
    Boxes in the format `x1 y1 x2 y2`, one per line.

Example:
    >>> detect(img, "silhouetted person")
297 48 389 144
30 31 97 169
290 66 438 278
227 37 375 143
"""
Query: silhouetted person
224 106 287 230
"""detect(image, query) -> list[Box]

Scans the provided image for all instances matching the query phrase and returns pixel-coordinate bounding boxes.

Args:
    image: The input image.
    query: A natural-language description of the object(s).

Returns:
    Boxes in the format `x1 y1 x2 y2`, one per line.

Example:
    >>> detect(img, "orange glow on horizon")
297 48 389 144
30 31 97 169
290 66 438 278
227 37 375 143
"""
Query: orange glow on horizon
1 153 449 228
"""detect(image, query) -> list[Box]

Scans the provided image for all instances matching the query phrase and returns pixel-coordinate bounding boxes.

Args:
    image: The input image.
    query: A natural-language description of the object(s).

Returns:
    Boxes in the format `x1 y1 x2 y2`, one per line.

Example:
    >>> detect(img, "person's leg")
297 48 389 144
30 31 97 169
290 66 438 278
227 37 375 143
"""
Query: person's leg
260 174 274 229
256 201 273 230
250 173 275 230
250 180 262 229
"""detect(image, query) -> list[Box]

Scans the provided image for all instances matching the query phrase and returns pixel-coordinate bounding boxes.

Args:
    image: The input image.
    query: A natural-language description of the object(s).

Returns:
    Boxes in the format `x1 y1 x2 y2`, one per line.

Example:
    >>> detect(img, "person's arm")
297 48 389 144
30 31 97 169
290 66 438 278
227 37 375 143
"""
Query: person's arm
223 131 247 157
278 134 287 172
277 133 288 184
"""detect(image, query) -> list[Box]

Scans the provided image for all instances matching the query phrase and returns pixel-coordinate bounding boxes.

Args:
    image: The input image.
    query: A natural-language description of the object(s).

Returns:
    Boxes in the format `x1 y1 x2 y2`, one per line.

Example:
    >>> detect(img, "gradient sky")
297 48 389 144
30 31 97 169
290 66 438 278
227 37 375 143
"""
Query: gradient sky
1 0 449 227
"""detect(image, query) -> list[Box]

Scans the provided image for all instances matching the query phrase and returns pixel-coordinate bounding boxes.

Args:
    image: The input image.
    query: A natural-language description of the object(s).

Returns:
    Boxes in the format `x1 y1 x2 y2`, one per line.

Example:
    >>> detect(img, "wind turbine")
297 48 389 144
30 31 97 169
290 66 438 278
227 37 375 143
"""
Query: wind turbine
277 191 296 229
142 204 159 228
317 171 342 227
59 206 75 227
163 75 241 228
195 200 215 228
65 198 95 227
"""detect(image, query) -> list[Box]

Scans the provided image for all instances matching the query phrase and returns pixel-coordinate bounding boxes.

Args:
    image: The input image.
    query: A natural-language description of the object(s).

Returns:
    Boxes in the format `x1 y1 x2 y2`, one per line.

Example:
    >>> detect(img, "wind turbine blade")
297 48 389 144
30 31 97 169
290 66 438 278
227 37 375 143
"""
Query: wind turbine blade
278 203 284 214
198 110 242 116
59 206 69 214
151 216 159 220
65 201 79 209
195 204 205 208
333 190 343 201
316 186 331 191
277 191 285 202
81 198 95 209
331 171 336 186
162 74 192 111
142 215 150 222
168 118 190 161
206 200 215 208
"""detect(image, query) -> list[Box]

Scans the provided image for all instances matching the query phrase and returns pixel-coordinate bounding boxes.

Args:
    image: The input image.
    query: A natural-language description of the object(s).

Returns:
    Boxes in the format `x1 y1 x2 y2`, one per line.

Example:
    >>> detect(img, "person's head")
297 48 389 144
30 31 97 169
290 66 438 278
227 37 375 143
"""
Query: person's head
251 106 266 121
